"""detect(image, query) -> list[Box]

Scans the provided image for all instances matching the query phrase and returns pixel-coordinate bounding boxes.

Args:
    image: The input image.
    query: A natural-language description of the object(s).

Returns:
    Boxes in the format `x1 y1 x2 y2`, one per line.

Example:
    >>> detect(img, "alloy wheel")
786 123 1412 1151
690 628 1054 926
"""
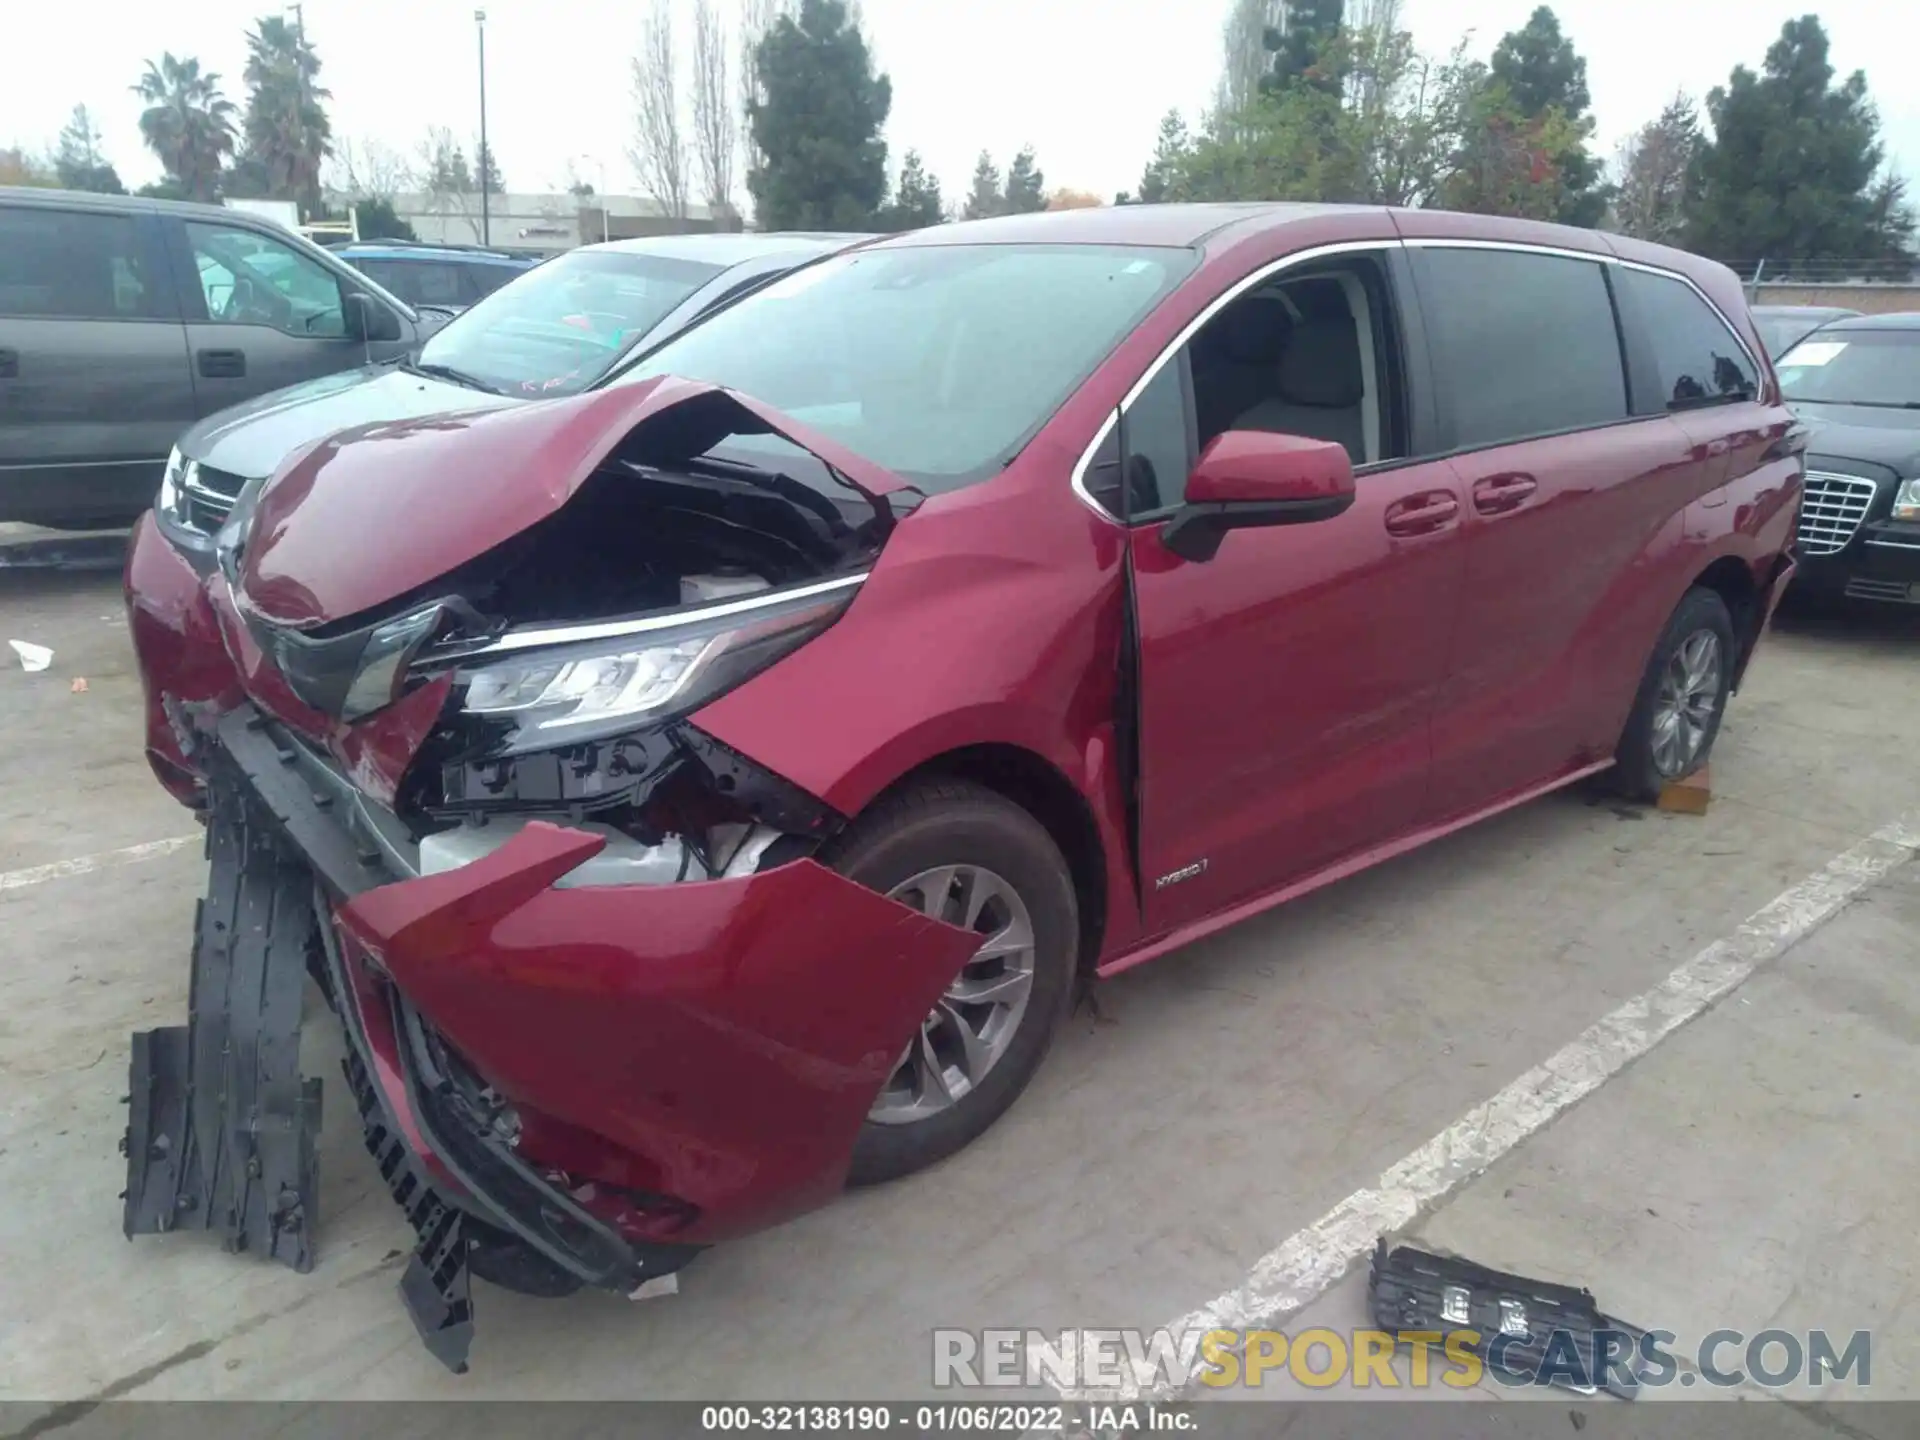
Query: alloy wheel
868 864 1037 1125
1650 628 1722 778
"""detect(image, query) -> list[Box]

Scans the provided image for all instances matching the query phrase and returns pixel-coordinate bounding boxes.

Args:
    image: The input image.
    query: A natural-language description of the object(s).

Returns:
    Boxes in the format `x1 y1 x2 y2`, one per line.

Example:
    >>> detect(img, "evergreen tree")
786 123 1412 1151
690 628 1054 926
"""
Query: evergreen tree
1136 109 1191 203
1261 0 1345 97
746 0 891 229
963 151 1002 219
53 105 125 193
475 140 504 196
1487 7 1605 226
878 149 944 231
1002 145 1046 213
1687 16 1915 266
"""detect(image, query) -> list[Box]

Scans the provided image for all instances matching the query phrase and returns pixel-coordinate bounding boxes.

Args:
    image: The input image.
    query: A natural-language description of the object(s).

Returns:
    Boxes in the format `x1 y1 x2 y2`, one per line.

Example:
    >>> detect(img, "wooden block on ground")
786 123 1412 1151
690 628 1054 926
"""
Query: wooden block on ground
1657 763 1711 815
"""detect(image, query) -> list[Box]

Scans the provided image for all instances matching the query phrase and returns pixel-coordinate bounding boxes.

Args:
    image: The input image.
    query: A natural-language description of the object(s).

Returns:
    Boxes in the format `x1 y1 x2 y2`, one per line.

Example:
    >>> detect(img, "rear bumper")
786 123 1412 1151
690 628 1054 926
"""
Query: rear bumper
211 701 983 1249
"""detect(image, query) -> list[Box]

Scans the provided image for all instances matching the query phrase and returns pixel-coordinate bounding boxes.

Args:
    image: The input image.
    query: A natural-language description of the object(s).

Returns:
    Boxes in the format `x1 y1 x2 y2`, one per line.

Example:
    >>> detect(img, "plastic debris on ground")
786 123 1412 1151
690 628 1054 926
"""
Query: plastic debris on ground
8 640 53 672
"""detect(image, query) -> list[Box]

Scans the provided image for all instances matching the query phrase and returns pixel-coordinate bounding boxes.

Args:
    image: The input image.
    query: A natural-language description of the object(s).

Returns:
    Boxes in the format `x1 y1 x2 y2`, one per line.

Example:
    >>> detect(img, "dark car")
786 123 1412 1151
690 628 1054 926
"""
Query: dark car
0 186 431 528
1750 304 1861 360
1775 312 1920 605
153 231 870 567
122 205 1797 1367
332 239 540 314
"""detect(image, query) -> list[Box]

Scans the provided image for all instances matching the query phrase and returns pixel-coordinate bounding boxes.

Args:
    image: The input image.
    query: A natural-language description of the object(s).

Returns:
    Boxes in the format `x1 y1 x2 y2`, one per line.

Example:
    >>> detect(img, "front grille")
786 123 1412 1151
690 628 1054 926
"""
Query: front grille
1844 576 1920 605
1797 471 1879 556
182 464 250 534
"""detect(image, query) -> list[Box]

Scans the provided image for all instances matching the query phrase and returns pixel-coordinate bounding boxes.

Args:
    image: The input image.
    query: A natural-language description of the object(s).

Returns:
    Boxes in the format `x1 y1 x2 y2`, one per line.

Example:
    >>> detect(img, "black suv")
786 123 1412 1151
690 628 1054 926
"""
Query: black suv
0 186 431 529
330 239 540 314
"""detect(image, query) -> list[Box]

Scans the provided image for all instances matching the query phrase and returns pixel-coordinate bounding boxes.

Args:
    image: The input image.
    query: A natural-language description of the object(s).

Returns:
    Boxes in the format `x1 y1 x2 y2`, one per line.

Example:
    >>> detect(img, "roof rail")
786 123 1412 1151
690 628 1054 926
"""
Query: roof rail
342 237 528 259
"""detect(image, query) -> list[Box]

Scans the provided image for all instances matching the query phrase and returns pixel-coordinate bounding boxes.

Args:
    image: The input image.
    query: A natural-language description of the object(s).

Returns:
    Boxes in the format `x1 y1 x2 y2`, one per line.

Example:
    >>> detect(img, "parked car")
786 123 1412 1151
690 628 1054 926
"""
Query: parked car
0 186 432 529
121 204 1800 1367
150 231 871 570
331 239 540 314
1750 303 1860 360
1774 311 1920 606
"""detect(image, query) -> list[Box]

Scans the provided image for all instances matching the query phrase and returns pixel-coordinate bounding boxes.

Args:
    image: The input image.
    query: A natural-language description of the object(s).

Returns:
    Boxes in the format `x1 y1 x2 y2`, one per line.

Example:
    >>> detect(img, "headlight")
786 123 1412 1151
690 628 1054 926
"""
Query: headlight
450 580 858 754
1894 478 1920 522
156 446 193 526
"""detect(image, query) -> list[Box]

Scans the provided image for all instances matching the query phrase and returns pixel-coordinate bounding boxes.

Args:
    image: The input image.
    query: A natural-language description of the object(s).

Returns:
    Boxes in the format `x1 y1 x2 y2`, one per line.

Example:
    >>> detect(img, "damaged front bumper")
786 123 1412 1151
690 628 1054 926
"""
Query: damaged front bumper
123 700 983 1371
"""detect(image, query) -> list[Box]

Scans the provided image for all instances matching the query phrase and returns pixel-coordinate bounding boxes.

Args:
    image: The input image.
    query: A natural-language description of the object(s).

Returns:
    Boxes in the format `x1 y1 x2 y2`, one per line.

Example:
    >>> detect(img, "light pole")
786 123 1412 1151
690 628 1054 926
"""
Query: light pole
475 9 490 246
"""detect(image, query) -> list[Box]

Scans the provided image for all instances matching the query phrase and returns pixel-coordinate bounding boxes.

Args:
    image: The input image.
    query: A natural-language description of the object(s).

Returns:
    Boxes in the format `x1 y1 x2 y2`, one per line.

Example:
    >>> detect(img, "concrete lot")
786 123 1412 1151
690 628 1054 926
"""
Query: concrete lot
3 532 1918 1431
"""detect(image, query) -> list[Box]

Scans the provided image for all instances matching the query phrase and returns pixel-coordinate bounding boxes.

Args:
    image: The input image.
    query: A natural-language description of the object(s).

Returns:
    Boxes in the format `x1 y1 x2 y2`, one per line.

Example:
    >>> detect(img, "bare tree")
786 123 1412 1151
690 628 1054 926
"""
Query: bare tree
416 125 482 241
628 0 689 219
1215 0 1287 120
1613 93 1700 244
691 0 734 218
737 0 783 180
329 136 417 198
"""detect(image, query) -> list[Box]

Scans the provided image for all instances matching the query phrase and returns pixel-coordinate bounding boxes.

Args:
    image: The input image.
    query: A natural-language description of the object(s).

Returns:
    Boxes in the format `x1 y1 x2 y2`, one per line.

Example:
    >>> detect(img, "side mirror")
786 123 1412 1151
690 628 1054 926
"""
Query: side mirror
1161 431 1357 562
344 291 403 344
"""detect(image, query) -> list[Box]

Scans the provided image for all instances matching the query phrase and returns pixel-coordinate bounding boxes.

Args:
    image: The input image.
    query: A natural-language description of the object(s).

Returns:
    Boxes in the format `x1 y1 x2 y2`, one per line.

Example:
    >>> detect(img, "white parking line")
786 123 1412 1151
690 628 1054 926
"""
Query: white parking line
1049 808 1920 1402
0 835 199 893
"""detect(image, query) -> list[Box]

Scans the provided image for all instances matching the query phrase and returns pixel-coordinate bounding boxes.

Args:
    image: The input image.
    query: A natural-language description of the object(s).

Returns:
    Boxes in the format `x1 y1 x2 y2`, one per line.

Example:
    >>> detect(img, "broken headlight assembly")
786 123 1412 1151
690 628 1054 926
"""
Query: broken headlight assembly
443 575 863 756
155 445 191 526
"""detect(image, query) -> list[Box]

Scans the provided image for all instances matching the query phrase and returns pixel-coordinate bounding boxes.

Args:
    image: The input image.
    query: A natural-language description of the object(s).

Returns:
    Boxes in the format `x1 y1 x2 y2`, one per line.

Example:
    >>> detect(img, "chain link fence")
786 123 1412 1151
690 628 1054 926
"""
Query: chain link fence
1735 258 1918 286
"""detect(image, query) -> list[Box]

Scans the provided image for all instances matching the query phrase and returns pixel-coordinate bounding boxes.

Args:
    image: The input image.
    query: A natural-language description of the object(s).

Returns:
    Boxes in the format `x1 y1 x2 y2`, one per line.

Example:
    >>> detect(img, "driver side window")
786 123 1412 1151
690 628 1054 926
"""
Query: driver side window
1085 255 1404 522
183 221 347 337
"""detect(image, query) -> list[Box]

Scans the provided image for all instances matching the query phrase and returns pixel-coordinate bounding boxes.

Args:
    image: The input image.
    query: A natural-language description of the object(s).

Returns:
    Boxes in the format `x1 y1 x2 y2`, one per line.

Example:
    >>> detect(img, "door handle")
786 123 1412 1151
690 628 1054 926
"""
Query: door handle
1471 472 1537 514
0 347 18 379
197 348 246 379
1383 490 1460 537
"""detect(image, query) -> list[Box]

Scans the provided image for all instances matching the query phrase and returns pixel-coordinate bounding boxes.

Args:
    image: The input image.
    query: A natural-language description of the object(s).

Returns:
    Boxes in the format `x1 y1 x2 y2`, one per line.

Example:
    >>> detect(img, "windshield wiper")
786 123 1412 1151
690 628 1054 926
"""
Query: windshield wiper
404 360 502 395
1785 396 1920 410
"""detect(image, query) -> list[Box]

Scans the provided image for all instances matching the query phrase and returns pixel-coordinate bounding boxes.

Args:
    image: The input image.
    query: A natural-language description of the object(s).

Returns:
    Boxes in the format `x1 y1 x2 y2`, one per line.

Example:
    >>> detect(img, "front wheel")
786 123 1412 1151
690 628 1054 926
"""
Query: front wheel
1613 587 1736 801
821 779 1079 1186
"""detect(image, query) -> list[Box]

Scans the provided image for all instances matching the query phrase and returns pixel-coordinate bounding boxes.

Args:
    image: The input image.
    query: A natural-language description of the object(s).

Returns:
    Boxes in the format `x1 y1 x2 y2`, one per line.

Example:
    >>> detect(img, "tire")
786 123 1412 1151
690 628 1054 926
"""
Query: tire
820 778 1079 1186
1613 587 1737 802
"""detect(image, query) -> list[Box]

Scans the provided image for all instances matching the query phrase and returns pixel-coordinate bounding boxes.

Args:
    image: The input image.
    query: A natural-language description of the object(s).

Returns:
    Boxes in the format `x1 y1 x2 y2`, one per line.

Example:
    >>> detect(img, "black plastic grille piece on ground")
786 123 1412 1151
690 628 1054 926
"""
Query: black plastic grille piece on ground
121 784 321 1271
1367 1239 1648 1399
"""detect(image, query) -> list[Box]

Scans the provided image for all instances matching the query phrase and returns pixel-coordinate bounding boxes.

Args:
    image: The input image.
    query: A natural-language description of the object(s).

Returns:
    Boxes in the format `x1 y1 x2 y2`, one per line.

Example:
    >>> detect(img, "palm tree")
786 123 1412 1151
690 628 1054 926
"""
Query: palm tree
133 54 236 202
240 16 332 217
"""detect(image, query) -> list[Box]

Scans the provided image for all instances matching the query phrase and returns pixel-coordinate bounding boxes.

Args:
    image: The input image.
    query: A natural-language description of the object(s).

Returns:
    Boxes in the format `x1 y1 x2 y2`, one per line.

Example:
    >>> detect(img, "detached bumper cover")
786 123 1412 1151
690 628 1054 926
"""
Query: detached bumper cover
125 698 982 1367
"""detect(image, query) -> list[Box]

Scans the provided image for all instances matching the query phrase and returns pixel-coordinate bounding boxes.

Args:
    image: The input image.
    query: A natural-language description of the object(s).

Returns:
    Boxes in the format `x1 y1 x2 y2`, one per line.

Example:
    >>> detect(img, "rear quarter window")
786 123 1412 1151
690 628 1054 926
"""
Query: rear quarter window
1616 267 1757 413
0 206 165 320
1413 247 1628 451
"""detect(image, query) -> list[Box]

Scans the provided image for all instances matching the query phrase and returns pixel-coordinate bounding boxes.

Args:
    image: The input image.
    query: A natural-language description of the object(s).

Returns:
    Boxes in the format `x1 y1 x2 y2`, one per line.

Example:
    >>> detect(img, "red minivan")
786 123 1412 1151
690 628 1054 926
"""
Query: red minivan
121 204 1800 1367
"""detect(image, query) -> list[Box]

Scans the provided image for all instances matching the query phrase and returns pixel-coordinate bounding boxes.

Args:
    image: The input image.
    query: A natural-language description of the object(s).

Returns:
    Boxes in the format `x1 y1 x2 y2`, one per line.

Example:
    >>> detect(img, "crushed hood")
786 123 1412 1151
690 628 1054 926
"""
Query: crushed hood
234 376 917 629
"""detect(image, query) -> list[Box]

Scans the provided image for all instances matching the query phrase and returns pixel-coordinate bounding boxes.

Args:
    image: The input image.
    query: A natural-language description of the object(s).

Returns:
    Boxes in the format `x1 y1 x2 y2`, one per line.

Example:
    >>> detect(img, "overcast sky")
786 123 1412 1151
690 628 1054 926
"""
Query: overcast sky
2 0 1915 210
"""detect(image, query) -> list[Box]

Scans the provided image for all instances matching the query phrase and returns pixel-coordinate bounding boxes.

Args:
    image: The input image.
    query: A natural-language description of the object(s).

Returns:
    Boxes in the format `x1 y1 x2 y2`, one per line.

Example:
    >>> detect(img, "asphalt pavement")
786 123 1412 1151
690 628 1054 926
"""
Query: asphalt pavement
2 528 1917 1435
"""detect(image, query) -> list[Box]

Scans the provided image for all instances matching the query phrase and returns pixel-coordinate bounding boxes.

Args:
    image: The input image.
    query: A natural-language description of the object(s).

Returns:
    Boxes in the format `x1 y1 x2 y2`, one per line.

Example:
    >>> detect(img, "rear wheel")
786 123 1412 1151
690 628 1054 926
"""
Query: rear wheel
1613 587 1736 801
821 779 1078 1186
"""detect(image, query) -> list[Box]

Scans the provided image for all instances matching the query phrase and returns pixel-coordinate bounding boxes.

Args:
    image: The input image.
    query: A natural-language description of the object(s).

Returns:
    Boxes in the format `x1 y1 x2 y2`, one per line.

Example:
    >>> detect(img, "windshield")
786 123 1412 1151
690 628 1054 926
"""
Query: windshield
615 243 1198 489
1777 330 1920 408
415 249 723 396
